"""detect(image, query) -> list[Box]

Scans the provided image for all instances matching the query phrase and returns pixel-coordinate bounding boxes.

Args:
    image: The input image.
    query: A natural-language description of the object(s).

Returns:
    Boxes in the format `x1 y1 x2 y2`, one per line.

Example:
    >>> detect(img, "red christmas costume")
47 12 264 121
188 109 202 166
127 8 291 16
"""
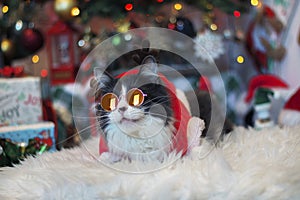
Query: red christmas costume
99 69 191 156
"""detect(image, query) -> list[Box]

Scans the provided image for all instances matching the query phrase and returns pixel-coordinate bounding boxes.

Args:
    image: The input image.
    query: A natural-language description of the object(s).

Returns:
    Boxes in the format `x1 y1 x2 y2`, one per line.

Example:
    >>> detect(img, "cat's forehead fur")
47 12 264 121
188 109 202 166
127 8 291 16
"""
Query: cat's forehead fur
111 72 162 93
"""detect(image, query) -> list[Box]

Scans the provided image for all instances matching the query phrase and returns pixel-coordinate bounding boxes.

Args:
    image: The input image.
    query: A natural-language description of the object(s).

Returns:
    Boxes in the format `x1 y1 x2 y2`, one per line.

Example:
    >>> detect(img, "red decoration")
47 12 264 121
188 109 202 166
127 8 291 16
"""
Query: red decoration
246 5 285 73
21 28 44 53
244 74 289 103
125 3 133 11
263 6 276 18
168 23 176 30
233 10 241 18
40 69 48 78
0 66 24 77
2 66 13 77
47 21 80 85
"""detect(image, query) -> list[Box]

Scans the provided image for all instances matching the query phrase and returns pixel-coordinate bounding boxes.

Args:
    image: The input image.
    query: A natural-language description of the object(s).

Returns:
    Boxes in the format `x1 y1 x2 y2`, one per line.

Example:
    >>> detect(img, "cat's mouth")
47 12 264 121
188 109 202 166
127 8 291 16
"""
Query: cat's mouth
119 117 142 124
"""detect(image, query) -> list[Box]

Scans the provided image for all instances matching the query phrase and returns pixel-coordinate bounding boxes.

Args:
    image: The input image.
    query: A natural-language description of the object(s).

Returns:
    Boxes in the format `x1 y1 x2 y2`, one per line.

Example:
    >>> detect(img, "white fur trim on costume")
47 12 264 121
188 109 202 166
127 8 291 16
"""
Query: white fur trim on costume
187 117 205 153
279 109 300 126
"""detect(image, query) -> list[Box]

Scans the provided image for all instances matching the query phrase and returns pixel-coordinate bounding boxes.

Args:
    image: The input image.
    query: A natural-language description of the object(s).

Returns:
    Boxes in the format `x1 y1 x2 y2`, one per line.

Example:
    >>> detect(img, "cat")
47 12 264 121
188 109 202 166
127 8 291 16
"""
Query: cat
91 52 232 162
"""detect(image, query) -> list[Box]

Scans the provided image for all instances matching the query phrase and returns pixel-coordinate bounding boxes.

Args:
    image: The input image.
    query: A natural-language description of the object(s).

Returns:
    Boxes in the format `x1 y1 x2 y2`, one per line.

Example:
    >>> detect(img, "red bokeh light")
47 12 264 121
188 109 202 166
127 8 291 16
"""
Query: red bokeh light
125 3 133 11
168 23 176 30
40 69 48 78
233 10 241 18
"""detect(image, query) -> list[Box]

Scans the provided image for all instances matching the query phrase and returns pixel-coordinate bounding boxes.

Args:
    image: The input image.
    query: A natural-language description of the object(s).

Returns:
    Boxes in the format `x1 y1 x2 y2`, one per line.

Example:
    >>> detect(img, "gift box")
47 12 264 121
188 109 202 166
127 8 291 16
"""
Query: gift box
0 77 43 126
0 121 56 152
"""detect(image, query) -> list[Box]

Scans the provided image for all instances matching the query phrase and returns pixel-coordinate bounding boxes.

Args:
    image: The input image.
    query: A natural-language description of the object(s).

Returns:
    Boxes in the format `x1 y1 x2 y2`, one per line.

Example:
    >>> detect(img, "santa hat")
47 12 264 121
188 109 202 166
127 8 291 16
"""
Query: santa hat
236 74 288 117
279 87 300 126
245 74 289 103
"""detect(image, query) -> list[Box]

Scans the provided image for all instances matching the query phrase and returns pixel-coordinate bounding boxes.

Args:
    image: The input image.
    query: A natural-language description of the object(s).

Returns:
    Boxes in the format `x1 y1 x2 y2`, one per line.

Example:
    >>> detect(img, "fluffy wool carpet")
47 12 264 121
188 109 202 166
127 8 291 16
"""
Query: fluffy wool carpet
1 126 300 200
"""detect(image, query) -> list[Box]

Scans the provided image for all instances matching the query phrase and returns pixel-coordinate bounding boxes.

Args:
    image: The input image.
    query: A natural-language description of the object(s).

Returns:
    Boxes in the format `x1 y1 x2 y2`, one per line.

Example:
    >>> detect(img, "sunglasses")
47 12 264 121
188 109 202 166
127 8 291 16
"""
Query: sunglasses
100 88 147 112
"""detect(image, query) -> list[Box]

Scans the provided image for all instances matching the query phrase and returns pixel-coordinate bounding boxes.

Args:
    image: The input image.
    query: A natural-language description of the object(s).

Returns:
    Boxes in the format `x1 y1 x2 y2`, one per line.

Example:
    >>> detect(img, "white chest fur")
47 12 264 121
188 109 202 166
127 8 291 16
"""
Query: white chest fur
104 115 175 161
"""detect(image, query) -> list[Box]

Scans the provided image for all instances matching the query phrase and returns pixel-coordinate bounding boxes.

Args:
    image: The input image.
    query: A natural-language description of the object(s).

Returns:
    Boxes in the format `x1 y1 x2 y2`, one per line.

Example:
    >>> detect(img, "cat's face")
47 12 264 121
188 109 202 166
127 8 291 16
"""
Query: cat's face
95 64 173 139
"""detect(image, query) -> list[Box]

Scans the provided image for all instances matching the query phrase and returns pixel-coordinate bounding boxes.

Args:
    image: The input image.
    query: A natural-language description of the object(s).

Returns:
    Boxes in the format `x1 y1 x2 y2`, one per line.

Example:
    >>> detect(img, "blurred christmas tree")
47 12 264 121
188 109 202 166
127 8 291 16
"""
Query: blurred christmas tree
77 0 249 21
0 0 250 67
0 0 46 66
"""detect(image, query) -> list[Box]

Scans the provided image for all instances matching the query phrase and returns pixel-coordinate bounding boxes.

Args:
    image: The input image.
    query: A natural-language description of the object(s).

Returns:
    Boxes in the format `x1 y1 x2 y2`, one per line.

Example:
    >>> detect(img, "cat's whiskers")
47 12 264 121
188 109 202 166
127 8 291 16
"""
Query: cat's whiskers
143 97 170 103
145 95 170 101
55 123 99 147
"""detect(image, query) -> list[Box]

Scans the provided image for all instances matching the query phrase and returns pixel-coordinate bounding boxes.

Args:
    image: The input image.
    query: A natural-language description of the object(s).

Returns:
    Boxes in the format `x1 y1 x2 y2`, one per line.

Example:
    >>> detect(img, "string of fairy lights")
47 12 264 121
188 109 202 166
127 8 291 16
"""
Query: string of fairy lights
235 0 262 64
0 0 264 77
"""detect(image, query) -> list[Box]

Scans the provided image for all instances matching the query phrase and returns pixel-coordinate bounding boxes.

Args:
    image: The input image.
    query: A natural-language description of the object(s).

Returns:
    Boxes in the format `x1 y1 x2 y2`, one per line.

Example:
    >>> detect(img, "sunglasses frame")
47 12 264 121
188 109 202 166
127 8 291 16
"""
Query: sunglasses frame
100 88 147 112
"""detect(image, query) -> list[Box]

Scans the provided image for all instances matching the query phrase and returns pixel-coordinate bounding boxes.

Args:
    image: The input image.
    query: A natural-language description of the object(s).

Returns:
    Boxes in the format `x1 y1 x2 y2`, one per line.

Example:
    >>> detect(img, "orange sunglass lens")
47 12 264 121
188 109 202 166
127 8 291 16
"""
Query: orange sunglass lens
101 93 118 111
127 89 144 107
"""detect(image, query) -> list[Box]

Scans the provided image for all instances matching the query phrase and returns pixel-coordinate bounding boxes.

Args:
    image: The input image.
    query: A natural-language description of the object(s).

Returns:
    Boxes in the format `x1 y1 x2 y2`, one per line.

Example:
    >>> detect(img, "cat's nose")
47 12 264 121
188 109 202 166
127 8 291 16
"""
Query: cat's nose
118 106 128 113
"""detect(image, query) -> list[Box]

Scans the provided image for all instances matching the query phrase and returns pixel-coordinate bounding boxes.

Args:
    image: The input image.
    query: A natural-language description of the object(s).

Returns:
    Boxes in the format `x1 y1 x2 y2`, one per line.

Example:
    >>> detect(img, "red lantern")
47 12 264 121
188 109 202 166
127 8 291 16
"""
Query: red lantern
47 21 80 85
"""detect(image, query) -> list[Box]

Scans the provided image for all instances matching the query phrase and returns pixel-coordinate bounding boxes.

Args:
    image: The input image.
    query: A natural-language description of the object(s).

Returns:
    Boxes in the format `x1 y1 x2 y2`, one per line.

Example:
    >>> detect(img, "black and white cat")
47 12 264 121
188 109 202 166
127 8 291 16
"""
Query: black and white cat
91 54 232 161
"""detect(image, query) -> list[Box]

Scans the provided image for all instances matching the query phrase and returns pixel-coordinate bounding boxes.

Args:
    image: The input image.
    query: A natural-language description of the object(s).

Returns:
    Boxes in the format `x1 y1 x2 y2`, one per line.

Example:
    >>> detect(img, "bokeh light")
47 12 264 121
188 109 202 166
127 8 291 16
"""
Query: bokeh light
40 69 48 78
125 3 133 11
15 20 23 31
251 0 259 6
210 24 218 31
237 55 244 63
2 5 9 14
233 10 241 18
32 55 40 63
71 7 80 16
174 3 182 11
112 36 121 46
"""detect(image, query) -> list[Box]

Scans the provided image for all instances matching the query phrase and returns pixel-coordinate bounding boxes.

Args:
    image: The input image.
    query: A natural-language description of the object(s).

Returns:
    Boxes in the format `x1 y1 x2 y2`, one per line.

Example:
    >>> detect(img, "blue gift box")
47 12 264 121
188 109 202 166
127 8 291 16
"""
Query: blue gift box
0 122 56 152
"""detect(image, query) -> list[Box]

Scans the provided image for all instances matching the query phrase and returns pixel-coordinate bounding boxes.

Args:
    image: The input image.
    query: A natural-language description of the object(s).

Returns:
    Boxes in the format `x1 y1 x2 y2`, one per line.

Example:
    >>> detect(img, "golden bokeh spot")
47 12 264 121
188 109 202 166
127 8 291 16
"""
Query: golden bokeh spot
32 55 40 63
210 24 218 31
174 3 182 11
71 7 80 16
251 0 259 6
237 55 244 63
2 5 9 14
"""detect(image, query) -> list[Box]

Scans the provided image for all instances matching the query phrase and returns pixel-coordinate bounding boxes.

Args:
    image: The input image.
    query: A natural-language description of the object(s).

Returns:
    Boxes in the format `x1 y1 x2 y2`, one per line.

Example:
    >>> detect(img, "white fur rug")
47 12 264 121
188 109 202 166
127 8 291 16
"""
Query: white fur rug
1 126 300 200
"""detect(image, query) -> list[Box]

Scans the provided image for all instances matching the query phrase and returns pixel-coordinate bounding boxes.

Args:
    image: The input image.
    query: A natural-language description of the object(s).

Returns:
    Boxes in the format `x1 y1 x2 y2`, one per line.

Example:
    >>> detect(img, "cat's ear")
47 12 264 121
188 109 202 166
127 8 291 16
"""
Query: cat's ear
94 67 114 87
139 55 159 77
90 68 114 98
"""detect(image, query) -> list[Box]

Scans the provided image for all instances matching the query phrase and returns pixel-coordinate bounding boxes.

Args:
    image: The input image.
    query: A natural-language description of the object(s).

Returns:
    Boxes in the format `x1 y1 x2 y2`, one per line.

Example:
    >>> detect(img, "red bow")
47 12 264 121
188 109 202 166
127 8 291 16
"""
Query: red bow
0 66 24 77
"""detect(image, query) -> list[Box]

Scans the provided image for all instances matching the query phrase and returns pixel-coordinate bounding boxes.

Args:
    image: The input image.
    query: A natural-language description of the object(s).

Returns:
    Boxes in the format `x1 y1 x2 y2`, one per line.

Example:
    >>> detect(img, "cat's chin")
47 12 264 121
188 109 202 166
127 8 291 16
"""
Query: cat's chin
114 117 146 135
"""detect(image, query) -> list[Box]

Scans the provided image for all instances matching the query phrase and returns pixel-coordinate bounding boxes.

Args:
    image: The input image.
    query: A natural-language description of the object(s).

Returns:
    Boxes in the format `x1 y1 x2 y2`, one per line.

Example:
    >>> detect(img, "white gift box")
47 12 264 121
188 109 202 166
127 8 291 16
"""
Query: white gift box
0 77 43 126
